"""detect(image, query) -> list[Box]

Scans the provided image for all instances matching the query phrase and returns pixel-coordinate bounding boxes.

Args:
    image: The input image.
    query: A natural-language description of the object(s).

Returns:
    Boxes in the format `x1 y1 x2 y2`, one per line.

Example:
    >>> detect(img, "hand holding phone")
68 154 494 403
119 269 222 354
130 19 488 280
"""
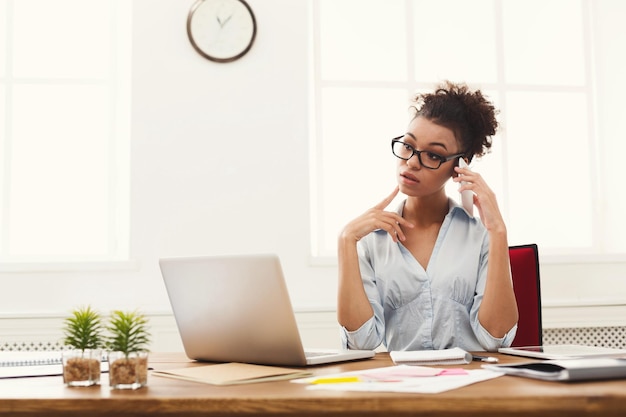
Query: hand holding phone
458 158 474 216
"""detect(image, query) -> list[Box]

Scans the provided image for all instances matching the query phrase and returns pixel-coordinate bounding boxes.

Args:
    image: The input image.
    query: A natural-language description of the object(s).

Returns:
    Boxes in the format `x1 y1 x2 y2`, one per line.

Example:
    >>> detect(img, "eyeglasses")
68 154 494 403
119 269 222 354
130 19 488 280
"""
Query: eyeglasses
391 136 465 170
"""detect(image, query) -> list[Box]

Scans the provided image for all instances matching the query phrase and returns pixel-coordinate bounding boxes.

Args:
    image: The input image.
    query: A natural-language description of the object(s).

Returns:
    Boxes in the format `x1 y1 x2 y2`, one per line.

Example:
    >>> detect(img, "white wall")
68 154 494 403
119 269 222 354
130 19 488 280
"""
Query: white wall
0 0 624 349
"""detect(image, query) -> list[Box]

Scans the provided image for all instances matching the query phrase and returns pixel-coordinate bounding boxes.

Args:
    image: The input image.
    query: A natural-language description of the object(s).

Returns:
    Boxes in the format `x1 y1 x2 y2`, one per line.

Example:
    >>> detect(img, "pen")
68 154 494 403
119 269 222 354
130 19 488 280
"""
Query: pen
472 355 499 363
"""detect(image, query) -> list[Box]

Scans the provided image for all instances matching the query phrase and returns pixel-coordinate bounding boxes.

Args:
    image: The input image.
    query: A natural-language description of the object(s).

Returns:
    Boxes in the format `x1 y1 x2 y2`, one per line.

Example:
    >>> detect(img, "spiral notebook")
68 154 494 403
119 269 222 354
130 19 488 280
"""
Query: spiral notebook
0 351 63 367
390 347 472 365
0 351 63 378
0 350 108 379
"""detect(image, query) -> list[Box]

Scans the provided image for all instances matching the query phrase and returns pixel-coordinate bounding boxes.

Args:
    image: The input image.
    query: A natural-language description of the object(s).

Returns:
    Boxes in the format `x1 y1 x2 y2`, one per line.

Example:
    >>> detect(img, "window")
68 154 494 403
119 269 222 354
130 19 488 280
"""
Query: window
311 0 626 261
0 0 131 266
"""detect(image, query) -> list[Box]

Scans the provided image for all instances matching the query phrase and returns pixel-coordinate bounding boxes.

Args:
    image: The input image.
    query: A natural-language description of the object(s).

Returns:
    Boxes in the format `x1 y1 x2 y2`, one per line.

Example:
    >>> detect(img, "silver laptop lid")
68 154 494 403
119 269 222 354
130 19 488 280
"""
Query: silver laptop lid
159 254 310 366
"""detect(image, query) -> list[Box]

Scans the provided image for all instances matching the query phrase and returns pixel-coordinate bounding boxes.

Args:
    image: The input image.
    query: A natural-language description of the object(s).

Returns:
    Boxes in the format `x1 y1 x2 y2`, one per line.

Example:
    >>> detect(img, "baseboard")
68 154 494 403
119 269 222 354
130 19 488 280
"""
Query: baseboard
0 310 342 352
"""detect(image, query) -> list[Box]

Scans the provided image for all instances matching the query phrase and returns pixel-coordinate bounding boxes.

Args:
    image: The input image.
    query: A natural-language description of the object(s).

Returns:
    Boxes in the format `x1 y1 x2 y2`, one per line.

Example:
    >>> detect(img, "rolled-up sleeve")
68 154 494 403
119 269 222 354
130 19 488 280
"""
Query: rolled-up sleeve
340 315 379 349
474 321 518 351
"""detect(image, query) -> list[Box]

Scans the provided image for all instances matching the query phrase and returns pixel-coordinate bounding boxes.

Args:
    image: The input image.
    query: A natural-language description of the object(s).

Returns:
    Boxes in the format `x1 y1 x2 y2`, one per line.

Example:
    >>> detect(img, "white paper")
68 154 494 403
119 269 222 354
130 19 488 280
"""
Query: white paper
305 369 503 394
292 364 504 394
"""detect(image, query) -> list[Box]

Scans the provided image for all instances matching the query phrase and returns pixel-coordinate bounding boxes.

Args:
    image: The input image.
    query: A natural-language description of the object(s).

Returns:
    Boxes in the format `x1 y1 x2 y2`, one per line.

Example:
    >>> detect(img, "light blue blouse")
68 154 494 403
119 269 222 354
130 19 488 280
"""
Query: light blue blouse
340 199 517 352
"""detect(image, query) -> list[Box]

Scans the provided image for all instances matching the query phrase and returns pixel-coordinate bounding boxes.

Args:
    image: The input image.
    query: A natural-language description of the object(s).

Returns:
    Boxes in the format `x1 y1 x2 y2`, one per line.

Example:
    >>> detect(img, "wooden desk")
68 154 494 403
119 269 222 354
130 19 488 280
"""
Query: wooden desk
1 352 625 417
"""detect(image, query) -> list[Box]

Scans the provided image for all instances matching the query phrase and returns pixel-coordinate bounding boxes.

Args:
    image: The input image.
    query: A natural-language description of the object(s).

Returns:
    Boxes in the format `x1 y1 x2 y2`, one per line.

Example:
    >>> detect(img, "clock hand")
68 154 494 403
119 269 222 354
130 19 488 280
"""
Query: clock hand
220 14 233 27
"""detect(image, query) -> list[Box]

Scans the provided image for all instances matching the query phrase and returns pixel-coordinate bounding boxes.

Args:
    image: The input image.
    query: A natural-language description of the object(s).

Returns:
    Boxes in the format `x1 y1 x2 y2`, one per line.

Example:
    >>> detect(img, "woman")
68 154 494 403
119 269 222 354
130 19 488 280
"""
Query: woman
337 81 518 352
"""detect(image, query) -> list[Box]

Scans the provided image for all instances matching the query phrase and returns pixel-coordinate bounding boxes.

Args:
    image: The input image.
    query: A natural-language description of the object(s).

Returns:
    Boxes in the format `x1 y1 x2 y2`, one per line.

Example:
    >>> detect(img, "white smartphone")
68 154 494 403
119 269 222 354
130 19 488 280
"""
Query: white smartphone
458 158 474 216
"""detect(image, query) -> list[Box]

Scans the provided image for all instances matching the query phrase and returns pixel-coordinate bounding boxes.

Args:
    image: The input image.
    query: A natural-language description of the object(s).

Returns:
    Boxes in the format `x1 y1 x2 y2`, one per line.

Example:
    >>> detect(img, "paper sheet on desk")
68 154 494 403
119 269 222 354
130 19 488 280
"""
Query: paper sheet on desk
293 365 504 394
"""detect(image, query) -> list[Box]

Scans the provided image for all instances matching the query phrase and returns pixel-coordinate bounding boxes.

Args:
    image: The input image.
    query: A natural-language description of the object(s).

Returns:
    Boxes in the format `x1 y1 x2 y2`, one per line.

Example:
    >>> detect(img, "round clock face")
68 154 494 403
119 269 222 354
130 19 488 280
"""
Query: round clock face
187 0 257 63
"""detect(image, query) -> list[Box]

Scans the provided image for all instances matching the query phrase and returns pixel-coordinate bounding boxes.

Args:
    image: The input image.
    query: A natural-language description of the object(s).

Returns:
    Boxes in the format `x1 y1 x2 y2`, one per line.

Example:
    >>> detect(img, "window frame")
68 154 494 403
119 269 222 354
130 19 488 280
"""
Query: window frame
0 0 132 271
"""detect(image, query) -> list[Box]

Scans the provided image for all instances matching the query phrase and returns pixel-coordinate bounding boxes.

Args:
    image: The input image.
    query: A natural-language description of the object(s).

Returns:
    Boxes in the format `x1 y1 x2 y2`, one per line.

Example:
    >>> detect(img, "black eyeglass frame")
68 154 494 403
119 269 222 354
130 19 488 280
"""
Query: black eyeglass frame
391 136 466 170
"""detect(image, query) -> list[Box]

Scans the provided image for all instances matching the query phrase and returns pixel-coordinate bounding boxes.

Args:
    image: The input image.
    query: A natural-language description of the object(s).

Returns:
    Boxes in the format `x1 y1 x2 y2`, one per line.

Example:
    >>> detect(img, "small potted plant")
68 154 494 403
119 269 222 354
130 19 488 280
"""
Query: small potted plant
61 305 104 386
105 310 151 389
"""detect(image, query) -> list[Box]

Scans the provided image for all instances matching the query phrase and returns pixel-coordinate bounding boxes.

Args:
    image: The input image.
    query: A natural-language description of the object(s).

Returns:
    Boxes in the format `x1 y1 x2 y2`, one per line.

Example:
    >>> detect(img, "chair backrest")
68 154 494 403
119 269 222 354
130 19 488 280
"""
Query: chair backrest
508 244 542 347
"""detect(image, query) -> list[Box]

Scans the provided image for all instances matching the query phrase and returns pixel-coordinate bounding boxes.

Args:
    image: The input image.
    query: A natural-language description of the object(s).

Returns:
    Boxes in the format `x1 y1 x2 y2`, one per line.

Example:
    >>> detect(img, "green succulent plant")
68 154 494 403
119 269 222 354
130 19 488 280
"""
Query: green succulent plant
62 306 104 351
105 310 151 357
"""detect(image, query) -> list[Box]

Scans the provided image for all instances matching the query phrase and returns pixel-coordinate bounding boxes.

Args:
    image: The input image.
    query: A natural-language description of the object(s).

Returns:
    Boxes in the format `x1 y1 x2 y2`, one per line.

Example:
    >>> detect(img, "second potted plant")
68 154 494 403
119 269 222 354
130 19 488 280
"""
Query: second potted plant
105 310 151 389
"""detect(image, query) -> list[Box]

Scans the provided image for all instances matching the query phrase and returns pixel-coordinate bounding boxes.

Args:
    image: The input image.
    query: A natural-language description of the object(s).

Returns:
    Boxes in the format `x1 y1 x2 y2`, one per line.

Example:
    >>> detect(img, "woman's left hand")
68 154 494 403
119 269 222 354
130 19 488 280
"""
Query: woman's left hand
453 166 506 234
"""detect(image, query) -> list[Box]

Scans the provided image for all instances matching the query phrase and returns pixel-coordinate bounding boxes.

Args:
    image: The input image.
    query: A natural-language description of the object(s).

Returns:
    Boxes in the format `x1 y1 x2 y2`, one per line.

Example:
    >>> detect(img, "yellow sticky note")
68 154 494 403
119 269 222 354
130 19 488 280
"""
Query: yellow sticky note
310 376 361 385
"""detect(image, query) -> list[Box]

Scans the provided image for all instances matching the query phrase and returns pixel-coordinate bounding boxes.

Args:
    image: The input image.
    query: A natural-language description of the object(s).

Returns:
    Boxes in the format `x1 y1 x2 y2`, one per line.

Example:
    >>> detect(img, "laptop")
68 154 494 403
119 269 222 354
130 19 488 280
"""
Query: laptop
498 344 626 360
159 254 375 366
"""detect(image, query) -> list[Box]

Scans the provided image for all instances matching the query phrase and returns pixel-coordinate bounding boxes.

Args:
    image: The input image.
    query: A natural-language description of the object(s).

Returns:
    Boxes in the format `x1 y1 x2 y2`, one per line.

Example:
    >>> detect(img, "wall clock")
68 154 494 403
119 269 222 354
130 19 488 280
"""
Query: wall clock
187 0 257 63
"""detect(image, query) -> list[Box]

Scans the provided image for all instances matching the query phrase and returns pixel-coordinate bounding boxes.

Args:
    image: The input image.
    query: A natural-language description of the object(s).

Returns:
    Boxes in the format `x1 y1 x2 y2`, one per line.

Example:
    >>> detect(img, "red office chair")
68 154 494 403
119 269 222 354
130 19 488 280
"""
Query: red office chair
509 244 542 347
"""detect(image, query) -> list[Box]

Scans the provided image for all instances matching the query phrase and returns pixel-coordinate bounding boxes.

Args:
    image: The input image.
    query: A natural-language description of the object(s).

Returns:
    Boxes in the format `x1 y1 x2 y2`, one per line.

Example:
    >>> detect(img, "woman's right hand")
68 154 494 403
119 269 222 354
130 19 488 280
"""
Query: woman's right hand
339 187 414 243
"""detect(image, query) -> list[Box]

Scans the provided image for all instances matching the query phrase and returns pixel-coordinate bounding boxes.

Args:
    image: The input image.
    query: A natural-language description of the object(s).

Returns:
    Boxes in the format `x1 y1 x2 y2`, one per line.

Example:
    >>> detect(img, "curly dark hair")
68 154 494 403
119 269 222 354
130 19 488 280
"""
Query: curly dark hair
411 81 498 162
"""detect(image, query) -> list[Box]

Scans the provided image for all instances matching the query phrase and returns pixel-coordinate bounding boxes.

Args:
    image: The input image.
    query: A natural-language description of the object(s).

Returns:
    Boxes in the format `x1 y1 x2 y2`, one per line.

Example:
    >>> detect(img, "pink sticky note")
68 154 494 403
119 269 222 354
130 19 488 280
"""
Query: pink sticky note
437 368 468 376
